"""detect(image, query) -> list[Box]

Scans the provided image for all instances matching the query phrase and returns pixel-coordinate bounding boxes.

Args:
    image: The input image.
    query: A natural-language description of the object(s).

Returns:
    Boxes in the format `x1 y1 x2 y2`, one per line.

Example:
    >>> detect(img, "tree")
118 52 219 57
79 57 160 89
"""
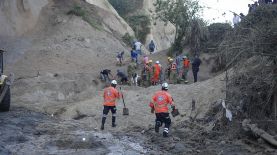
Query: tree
187 18 208 55
154 0 201 55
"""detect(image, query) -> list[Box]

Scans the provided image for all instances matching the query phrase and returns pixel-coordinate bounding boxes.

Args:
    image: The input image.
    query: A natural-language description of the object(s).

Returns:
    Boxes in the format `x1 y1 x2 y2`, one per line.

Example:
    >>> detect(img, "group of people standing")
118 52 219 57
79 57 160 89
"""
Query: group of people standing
140 54 202 87
248 0 276 14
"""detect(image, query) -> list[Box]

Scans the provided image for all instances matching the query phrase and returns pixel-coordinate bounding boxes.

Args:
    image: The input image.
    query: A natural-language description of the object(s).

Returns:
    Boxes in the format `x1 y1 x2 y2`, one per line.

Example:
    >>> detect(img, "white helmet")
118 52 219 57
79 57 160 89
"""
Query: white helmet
111 80 117 85
162 82 169 90
183 56 187 59
156 61 160 64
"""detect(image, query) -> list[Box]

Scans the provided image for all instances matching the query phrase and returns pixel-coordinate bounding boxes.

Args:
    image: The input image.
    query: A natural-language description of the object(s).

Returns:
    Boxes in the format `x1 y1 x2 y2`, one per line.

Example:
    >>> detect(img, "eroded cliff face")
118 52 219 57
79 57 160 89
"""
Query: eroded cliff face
143 0 176 51
0 0 48 37
85 0 134 36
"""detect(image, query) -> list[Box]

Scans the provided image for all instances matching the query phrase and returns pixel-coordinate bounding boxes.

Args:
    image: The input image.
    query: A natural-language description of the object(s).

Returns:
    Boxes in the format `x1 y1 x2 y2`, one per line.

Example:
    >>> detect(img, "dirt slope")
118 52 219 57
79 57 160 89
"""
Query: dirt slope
0 0 48 37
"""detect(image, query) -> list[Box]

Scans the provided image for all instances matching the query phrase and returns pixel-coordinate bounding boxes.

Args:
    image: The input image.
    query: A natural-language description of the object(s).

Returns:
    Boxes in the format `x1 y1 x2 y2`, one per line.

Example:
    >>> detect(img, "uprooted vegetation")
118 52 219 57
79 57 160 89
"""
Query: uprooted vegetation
209 4 277 144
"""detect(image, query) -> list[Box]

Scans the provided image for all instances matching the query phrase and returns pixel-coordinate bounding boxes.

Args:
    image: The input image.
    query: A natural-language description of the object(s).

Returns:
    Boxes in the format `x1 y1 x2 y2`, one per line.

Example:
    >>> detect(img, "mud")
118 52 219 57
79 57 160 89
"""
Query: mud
0 107 150 155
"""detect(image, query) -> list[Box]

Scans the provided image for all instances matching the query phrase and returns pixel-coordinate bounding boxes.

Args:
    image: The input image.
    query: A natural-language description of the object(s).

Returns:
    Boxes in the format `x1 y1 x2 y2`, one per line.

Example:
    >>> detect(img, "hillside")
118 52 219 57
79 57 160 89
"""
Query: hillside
0 0 276 154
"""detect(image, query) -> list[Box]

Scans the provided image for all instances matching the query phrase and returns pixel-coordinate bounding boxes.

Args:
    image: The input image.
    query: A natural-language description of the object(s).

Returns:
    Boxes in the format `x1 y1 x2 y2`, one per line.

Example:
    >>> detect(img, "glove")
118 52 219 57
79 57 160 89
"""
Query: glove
151 108 155 113
171 105 176 111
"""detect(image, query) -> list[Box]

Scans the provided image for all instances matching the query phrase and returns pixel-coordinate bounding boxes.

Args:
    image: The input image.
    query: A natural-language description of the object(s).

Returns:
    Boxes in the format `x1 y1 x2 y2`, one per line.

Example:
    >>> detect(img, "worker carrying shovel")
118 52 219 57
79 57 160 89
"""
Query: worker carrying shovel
101 80 121 130
149 82 179 137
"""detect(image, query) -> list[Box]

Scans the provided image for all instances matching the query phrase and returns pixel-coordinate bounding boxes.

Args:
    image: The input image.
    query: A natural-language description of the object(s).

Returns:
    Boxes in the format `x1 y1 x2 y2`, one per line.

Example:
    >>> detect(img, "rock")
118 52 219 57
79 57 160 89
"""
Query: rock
171 143 186 154
220 141 226 145
257 138 265 144
196 150 201 153
173 136 181 141
205 141 211 145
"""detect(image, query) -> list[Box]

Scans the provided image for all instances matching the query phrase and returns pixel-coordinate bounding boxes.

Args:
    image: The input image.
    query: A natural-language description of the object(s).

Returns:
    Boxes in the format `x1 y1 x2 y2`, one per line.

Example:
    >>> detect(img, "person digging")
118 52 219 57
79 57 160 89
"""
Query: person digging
101 80 121 130
149 82 177 137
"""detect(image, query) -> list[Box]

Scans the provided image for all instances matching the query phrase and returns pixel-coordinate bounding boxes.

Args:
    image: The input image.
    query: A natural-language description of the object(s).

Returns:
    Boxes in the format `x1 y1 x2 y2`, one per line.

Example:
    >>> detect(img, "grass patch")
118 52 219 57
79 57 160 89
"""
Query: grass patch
67 5 103 31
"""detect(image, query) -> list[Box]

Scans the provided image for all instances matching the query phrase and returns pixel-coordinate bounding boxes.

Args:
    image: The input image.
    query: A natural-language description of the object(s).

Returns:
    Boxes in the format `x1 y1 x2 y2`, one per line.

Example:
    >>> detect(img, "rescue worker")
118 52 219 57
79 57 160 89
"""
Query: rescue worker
101 80 121 130
127 62 137 79
176 54 183 78
192 55 202 83
143 55 149 67
117 70 129 84
166 57 172 80
169 59 177 84
100 69 113 83
182 56 190 83
158 62 164 83
146 60 153 86
152 61 161 85
149 82 175 137
141 60 152 87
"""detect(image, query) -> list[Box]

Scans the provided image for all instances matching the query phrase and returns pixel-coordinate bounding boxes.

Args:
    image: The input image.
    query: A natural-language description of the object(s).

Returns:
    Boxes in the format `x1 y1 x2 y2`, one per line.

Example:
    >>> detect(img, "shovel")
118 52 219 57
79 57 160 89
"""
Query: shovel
120 87 129 115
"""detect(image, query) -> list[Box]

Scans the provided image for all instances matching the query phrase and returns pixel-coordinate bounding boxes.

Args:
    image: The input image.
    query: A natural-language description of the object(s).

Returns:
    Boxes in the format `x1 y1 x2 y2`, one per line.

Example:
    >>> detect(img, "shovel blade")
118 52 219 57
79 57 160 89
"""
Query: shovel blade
123 108 129 115
171 109 180 117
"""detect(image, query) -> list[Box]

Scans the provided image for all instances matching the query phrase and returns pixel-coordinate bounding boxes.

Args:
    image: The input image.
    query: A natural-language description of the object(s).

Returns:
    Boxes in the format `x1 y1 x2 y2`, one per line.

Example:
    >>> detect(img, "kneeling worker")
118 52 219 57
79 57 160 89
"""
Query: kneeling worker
149 82 176 137
101 80 121 130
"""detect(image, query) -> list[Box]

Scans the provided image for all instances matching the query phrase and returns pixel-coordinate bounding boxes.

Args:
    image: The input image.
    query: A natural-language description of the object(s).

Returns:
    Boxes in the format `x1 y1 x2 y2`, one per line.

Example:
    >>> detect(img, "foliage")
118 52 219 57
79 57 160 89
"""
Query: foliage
122 33 135 46
67 6 85 16
154 0 202 55
108 0 149 44
126 14 151 44
186 18 209 55
108 0 143 17
201 23 232 54
217 4 277 120
67 5 102 31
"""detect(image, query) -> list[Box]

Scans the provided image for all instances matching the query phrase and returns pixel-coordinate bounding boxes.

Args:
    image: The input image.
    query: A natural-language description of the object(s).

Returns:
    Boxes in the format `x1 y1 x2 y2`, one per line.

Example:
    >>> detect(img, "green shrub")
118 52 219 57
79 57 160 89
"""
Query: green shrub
108 0 143 17
67 6 85 17
126 14 151 44
67 6 102 31
122 33 135 47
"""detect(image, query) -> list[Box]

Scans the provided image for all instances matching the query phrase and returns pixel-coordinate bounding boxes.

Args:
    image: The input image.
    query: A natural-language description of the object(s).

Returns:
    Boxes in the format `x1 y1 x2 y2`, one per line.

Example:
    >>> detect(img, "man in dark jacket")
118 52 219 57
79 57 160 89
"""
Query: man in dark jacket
191 55 202 83
116 70 128 84
100 69 113 82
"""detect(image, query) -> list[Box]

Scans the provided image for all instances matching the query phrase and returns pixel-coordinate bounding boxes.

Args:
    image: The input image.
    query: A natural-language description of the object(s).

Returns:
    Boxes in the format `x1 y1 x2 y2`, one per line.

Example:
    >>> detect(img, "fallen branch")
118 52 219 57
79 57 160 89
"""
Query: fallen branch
242 119 277 147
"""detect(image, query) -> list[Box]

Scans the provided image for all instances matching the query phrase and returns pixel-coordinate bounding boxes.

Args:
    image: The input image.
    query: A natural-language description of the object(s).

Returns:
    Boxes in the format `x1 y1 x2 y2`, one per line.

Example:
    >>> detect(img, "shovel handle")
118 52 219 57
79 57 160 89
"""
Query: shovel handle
119 87 126 108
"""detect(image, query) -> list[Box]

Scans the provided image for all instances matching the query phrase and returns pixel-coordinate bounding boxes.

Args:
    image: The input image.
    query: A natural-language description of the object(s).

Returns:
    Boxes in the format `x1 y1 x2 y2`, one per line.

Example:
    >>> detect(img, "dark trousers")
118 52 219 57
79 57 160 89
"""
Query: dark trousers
102 106 116 125
155 113 171 134
192 68 199 83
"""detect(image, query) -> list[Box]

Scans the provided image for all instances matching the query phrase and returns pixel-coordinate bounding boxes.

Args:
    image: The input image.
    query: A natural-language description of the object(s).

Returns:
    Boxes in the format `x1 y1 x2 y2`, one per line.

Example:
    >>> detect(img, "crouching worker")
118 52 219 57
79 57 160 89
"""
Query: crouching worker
149 82 176 137
101 80 121 130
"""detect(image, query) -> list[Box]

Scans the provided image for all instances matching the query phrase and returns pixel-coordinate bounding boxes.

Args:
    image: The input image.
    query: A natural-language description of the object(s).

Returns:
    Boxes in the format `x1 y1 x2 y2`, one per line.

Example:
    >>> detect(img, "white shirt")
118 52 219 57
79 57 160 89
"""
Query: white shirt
233 15 240 25
135 41 142 50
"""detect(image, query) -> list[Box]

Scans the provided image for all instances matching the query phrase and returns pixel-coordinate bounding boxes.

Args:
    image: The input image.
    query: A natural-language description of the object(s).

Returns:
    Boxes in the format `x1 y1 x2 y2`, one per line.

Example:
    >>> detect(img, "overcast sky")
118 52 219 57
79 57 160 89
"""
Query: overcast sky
199 0 254 24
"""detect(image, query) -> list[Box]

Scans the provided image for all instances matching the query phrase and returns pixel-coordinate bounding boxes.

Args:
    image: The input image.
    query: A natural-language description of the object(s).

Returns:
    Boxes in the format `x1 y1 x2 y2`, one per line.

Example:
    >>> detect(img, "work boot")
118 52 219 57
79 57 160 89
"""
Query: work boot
155 125 159 133
163 128 169 137
112 116 116 127
163 131 168 137
155 121 161 133
101 117 106 130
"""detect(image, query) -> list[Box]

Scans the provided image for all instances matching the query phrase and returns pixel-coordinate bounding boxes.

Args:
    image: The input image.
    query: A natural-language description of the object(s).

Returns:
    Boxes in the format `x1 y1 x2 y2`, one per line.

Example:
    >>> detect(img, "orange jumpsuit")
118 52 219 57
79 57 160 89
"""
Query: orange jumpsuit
152 64 161 84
